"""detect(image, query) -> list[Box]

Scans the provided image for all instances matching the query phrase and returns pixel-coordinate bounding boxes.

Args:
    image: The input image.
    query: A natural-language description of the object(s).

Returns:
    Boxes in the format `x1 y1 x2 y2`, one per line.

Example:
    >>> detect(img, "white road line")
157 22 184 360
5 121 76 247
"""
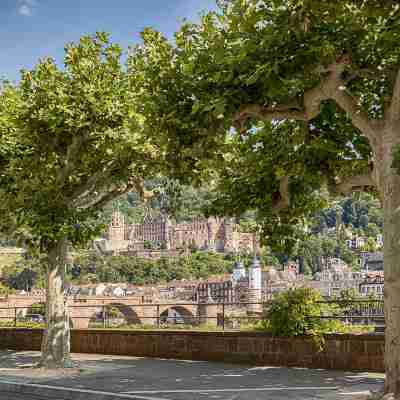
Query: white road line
339 391 371 396
123 386 339 394
0 380 168 400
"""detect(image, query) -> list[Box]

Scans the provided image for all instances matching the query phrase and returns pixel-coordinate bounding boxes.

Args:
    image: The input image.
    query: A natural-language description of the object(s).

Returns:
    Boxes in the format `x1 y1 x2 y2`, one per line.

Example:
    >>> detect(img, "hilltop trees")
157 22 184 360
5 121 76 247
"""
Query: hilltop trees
71 251 233 285
135 1 400 395
0 33 169 368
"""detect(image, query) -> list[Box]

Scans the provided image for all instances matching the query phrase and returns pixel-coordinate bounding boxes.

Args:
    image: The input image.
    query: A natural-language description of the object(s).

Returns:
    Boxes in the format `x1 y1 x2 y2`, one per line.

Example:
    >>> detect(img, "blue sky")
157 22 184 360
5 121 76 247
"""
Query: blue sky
0 0 216 82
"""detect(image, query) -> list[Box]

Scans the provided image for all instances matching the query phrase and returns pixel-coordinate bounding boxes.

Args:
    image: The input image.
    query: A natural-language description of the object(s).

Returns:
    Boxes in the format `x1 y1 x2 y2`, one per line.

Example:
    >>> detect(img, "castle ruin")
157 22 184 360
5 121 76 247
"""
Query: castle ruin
103 211 256 255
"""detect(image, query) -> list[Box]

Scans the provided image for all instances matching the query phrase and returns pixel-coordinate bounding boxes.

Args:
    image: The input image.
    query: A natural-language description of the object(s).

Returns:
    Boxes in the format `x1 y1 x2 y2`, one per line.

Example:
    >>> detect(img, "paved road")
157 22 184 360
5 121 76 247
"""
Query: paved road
0 352 384 400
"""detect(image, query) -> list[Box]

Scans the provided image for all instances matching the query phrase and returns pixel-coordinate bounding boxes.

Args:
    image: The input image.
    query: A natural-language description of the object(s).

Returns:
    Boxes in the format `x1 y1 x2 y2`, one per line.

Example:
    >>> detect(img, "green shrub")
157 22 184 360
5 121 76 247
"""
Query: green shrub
261 287 324 337
258 288 375 349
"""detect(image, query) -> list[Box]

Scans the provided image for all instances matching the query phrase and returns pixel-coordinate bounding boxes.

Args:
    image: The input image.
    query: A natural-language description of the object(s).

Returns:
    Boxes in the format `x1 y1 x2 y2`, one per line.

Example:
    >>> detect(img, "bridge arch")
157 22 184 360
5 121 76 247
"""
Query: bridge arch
159 305 196 325
88 303 141 328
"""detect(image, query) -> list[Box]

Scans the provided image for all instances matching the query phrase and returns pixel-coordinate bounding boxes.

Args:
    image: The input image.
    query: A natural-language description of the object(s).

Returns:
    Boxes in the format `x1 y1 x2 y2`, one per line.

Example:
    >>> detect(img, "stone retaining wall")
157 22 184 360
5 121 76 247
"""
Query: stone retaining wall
0 329 384 372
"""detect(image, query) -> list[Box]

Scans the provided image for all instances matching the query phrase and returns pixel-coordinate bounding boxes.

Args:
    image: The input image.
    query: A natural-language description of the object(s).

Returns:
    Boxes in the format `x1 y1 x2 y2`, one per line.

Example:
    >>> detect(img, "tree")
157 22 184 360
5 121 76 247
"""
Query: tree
71 251 232 285
134 1 400 394
0 33 165 368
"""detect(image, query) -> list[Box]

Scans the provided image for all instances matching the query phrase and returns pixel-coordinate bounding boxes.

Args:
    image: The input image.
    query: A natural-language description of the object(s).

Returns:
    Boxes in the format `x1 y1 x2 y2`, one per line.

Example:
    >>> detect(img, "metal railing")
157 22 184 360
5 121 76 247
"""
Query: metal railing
0 299 385 331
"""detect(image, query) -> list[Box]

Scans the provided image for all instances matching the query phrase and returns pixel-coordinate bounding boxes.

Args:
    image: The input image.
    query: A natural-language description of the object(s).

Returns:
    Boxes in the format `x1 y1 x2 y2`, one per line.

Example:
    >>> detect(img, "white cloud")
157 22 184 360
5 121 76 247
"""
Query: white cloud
17 0 38 17
18 4 32 16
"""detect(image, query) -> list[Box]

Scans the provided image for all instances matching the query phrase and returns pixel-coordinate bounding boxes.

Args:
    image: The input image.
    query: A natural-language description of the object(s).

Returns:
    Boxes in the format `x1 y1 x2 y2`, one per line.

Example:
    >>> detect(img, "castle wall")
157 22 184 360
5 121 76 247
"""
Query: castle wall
106 212 257 255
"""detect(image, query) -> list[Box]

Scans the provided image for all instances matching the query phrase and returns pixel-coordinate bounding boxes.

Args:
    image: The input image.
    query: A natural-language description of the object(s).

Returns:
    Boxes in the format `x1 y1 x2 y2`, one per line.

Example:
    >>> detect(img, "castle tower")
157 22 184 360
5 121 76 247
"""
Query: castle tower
247 255 262 313
223 218 237 252
163 215 172 250
108 211 125 241
207 218 218 251
252 232 260 254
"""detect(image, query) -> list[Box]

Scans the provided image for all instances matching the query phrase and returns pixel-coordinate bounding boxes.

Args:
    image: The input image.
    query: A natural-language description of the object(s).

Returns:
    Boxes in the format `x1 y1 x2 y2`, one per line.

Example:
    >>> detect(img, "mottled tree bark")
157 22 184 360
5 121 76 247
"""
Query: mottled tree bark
383 198 400 395
39 237 72 368
379 159 400 396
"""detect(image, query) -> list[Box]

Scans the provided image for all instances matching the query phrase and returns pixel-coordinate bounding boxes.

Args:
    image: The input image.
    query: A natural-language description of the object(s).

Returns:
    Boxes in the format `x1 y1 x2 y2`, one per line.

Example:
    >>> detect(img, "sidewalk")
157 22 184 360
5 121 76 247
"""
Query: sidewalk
0 351 385 400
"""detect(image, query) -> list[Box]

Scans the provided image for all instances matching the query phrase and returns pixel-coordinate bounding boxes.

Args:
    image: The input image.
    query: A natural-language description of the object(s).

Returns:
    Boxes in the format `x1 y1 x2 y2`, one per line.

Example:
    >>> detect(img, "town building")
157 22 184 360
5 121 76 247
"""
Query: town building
359 252 383 272
196 274 234 303
310 260 363 297
359 273 384 297
262 264 299 300
195 257 263 309
346 236 367 250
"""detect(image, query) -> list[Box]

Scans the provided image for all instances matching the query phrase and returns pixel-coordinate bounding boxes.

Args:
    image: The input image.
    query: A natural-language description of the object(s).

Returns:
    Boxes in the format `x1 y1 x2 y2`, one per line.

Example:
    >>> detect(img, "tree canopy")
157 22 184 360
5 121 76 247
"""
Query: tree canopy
0 33 166 248
0 32 205 368
130 0 400 251
133 1 400 394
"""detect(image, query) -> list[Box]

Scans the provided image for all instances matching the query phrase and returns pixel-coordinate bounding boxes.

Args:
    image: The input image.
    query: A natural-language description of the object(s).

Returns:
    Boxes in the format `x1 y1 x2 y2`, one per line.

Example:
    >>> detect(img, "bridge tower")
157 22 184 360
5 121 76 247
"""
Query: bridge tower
232 260 246 284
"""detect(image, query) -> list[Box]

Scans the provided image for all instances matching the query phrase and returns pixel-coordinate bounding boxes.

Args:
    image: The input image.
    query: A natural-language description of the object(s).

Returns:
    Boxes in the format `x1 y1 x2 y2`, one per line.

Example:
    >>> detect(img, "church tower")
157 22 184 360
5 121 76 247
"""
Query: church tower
247 255 262 313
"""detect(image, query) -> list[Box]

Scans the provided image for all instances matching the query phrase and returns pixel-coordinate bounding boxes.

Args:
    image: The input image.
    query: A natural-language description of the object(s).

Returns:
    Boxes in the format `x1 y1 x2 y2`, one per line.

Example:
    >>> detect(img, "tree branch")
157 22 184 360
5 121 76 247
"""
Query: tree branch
68 167 113 204
234 105 308 125
234 84 327 128
73 177 144 210
233 57 379 144
333 173 376 196
56 134 88 188
343 68 380 85
388 67 400 122
330 89 378 143
271 176 290 212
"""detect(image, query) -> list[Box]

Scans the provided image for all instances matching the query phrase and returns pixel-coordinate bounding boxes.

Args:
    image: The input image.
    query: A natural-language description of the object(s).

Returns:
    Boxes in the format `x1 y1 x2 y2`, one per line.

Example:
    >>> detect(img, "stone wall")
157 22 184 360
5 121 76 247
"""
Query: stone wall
0 329 384 372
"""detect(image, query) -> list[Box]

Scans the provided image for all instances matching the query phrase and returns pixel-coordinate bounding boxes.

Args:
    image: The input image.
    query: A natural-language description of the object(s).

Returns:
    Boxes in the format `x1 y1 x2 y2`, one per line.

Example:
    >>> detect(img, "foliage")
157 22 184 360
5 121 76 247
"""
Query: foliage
0 282 14 296
70 251 233 285
105 305 124 319
0 321 45 329
258 288 375 348
0 32 181 256
311 193 383 235
101 177 215 225
0 31 199 365
130 0 400 253
1 257 45 290
261 287 325 337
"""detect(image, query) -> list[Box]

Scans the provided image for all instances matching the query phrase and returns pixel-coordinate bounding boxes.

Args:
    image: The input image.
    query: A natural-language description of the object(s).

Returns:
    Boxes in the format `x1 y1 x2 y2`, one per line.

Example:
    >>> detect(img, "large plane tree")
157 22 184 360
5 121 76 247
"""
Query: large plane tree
0 33 167 368
133 0 400 395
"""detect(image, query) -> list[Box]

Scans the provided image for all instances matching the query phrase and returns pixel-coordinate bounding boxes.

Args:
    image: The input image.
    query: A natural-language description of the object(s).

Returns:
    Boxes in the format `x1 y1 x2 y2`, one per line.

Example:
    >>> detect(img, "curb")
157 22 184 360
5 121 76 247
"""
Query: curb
0 381 167 400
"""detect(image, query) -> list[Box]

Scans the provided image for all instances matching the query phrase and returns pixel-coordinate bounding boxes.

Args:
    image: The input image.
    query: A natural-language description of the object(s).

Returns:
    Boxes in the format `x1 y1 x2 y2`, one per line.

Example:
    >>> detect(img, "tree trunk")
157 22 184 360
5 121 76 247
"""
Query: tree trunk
380 163 400 395
40 237 72 369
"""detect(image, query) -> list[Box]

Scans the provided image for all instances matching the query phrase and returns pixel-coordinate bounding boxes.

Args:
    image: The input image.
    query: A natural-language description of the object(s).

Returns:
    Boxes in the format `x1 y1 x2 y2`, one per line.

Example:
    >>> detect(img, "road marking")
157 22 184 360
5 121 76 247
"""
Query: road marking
0 380 168 400
339 391 371 396
123 386 339 394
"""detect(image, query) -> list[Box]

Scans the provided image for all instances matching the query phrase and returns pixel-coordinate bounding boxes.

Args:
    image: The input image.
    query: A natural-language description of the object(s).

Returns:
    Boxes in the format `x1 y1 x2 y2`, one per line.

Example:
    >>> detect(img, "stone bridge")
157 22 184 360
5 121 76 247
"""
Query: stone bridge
0 295 225 329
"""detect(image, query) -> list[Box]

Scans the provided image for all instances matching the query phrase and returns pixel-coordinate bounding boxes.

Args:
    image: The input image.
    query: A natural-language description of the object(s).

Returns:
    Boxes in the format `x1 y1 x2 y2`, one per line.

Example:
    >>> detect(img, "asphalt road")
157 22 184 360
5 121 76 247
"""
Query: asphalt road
0 353 385 400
